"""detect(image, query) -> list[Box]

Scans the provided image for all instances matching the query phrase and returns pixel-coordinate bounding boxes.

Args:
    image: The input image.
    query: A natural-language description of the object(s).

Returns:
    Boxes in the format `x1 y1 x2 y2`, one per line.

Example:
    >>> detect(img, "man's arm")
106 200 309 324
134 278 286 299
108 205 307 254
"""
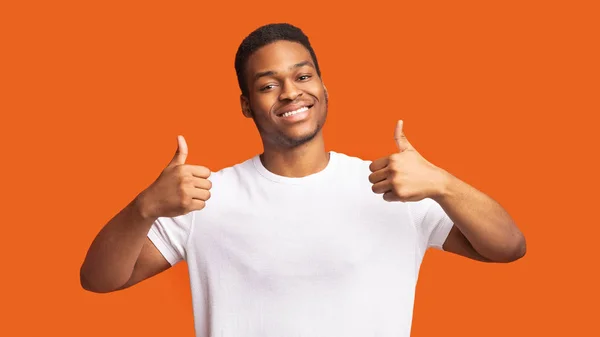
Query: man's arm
115 237 172 291
80 198 171 293
80 135 212 293
434 172 526 263
369 120 526 263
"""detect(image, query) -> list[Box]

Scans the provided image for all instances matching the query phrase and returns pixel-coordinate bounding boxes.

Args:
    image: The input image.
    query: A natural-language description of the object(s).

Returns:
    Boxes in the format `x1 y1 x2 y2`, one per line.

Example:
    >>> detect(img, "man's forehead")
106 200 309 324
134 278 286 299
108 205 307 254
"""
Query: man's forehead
246 41 314 74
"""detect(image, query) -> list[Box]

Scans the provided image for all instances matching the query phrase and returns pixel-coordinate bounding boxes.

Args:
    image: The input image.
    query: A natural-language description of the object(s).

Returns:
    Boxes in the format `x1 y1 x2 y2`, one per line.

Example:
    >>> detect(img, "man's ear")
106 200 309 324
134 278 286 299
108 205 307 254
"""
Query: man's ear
240 95 252 118
323 84 329 101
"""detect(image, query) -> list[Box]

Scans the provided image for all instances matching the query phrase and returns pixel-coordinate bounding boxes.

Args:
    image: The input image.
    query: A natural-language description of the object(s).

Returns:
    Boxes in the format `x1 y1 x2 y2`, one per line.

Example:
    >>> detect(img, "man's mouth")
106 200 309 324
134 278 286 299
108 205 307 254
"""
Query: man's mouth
277 105 313 118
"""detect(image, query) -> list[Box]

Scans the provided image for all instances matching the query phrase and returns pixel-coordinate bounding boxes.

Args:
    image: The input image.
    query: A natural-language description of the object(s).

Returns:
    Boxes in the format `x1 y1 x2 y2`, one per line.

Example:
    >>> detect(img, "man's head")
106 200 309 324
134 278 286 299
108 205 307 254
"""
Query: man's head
234 23 328 149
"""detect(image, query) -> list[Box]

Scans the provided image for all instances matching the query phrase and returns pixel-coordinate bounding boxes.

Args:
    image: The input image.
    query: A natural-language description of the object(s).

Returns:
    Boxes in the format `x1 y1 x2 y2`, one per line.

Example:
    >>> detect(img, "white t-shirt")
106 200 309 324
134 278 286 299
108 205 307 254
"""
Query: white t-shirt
148 151 454 337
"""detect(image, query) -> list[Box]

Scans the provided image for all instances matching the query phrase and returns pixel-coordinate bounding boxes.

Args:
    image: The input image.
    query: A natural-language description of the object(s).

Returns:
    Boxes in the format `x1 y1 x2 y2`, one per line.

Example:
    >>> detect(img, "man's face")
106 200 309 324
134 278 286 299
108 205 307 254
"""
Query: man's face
241 40 328 149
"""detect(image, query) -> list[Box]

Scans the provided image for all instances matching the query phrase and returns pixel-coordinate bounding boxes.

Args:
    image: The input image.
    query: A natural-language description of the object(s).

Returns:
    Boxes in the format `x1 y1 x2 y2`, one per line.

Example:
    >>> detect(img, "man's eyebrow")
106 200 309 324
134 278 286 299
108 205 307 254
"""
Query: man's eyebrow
253 61 315 80
254 70 276 80
292 60 314 70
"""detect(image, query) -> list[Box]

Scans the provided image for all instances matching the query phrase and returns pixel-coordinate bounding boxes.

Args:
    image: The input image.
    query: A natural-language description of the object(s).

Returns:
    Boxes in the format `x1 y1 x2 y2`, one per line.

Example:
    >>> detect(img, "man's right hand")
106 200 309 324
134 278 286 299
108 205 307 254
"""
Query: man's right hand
137 135 212 219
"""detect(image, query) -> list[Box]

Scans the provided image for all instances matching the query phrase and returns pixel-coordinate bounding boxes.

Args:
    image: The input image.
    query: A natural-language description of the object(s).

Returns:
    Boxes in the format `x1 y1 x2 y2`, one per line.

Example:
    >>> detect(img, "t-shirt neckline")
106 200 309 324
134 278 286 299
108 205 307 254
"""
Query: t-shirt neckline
252 151 339 185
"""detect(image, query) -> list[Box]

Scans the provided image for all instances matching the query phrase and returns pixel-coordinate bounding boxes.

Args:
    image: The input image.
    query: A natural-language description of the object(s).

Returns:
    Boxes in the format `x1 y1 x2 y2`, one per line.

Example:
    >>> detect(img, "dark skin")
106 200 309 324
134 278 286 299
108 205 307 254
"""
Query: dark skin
80 39 525 294
369 120 526 262
241 41 525 263
240 40 330 178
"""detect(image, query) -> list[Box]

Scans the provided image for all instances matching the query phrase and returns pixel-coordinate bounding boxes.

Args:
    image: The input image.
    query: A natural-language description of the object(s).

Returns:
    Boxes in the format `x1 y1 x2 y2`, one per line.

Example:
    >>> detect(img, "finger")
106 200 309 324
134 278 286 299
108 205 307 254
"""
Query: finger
188 165 211 178
193 177 212 190
189 199 207 211
383 191 402 202
368 168 389 184
188 187 211 201
168 135 188 167
371 179 393 194
369 157 389 172
394 120 413 152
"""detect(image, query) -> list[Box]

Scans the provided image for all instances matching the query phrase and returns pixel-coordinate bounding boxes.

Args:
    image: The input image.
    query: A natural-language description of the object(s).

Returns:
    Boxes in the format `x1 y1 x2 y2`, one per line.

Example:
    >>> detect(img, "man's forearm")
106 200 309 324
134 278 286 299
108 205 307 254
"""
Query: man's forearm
80 195 157 293
432 170 526 262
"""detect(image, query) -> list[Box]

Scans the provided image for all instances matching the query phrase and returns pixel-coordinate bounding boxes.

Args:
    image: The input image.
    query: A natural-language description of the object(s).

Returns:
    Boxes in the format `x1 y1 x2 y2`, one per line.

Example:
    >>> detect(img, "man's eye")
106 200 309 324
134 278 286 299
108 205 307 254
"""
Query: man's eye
298 75 311 81
260 85 274 91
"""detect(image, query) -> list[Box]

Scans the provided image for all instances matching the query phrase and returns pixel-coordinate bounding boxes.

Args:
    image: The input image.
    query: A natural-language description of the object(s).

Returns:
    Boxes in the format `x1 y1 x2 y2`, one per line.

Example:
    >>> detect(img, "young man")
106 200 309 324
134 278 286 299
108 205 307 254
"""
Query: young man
80 23 526 336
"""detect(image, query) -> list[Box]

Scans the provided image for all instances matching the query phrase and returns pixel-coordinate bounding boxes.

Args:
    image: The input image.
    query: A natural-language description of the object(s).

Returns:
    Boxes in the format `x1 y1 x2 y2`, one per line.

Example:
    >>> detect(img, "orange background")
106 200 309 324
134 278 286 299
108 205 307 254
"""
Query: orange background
1 0 599 336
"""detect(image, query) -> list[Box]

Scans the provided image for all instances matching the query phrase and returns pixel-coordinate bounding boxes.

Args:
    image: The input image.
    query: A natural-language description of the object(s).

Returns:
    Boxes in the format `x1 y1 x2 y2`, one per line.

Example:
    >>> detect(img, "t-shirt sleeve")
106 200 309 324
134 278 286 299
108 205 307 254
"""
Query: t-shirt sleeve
147 212 195 266
408 198 454 251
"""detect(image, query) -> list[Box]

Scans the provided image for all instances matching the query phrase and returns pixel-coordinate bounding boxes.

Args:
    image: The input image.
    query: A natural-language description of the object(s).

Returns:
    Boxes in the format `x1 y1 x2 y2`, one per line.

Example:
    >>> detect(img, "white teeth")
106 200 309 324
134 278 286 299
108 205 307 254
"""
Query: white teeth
281 106 308 117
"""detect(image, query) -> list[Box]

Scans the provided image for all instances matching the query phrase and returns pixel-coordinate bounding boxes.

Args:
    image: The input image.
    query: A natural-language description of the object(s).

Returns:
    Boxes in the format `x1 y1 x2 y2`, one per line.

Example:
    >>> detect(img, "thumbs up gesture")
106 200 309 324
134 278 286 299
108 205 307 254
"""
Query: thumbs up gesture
369 121 447 202
137 136 212 219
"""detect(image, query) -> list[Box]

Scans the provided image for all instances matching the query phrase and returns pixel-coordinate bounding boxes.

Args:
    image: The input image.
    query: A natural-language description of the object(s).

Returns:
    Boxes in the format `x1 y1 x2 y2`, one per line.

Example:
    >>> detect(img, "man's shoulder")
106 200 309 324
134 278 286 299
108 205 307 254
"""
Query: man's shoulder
330 151 373 172
331 151 372 164
208 155 257 180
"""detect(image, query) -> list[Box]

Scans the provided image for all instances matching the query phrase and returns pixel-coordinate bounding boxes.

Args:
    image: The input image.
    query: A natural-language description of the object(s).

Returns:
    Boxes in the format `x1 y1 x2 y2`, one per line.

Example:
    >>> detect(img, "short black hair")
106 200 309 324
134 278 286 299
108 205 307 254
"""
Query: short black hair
234 23 322 97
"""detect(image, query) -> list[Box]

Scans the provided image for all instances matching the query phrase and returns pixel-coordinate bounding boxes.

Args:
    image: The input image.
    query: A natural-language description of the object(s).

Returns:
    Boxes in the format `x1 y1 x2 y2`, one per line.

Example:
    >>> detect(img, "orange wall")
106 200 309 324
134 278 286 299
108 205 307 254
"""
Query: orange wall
2 1 598 336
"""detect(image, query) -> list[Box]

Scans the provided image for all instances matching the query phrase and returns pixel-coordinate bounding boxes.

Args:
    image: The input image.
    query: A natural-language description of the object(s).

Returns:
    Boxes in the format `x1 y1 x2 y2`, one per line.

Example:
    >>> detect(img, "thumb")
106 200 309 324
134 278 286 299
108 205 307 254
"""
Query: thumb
394 120 412 152
168 135 188 166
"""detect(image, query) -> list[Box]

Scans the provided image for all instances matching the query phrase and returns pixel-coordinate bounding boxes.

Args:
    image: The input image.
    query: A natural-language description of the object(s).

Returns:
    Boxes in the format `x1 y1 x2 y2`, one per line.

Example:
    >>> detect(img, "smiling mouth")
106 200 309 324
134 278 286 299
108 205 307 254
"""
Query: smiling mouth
277 105 313 117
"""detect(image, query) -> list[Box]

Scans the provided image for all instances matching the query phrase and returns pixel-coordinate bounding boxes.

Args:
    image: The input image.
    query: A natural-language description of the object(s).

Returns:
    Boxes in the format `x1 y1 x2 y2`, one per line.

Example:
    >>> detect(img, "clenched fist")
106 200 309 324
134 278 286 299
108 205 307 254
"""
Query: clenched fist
369 120 448 202
137 135 212 219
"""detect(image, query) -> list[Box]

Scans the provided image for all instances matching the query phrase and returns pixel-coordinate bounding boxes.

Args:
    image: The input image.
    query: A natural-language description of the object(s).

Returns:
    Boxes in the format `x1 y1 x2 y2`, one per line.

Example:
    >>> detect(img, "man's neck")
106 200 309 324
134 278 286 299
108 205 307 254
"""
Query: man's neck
259 135 330 178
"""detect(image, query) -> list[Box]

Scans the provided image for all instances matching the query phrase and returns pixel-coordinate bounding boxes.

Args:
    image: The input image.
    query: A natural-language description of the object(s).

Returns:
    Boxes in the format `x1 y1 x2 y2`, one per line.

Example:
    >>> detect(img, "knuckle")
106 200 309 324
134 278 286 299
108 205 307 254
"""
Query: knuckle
392 183 403 195
394 187 411 202
174 164 186 175
177 187 189 204
180 195 191 208
389 161 401 172
175 174 185 185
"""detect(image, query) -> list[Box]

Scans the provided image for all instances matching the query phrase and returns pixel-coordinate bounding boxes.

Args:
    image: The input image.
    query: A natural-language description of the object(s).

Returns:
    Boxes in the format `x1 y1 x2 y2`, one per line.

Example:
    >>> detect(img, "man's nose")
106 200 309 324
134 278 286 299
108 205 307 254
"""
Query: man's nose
279 79 302 101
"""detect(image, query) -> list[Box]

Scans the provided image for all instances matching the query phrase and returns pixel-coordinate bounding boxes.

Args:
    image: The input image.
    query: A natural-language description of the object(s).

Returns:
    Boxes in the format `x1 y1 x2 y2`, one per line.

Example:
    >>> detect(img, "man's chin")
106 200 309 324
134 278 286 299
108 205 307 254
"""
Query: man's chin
278 128 321 148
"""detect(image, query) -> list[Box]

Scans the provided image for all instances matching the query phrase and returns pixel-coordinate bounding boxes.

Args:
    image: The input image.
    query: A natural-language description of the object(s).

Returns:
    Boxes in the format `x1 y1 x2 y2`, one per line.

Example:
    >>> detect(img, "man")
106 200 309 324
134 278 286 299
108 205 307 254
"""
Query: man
80 23 526 336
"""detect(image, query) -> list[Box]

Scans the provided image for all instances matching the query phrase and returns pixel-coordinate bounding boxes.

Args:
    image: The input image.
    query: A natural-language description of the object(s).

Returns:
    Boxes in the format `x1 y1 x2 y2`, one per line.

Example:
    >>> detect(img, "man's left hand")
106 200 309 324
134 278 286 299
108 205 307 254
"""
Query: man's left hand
369 120 448 202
